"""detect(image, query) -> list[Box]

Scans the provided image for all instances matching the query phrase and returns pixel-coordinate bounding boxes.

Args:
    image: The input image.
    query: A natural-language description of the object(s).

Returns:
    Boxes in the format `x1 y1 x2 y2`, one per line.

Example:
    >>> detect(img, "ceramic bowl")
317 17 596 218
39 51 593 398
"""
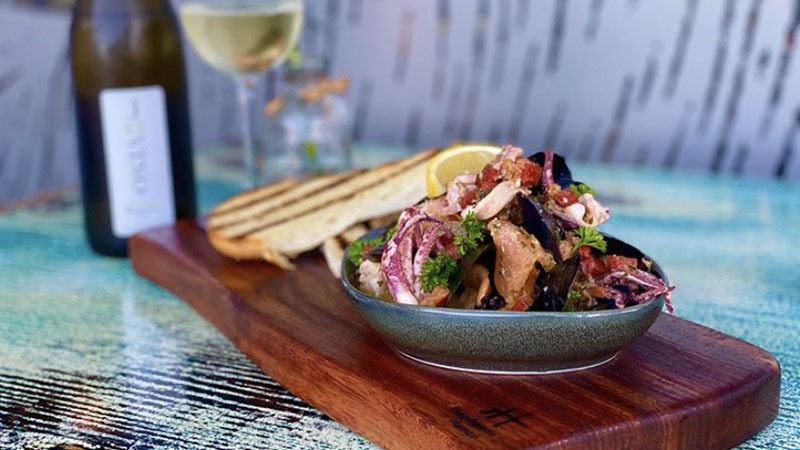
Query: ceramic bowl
341 231 667 374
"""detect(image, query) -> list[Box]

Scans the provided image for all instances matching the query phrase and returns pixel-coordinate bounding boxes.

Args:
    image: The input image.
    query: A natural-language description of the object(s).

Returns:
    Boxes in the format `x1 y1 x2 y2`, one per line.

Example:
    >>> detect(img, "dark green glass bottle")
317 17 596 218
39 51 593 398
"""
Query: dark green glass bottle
70 0 196 256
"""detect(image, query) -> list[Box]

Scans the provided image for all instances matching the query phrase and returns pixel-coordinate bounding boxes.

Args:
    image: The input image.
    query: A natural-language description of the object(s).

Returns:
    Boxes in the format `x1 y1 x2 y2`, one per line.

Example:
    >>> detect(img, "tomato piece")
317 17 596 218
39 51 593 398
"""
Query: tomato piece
477 179 498 192
588 285 608 298
577 243 608 276
553 189 579 207
581 256 608 277
578 246 593 260
603 255 638 271
516 159 542 187
480 164 502 183
420 286 450 307
438 235 464 260
459 189 478 208
511 295 533 311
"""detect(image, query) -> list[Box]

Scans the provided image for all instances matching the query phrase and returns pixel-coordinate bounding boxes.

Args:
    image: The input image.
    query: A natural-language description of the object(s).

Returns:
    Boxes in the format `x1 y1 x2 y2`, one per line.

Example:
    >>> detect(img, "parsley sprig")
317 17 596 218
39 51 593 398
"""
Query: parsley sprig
569 183 597 197
347 237 382 267
419 254 459 293
454 212 486 256
348 226 396 267
572 226 607 255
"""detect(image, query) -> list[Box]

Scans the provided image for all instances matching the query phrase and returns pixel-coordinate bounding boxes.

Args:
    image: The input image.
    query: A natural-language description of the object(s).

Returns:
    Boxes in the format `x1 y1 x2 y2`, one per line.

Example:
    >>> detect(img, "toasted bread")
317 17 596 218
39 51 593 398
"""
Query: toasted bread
207 149 437 269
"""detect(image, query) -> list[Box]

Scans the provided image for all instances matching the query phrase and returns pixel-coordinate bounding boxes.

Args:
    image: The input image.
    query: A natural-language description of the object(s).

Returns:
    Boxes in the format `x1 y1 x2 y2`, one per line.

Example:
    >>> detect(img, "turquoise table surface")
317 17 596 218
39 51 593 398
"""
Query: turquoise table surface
1 146 799 449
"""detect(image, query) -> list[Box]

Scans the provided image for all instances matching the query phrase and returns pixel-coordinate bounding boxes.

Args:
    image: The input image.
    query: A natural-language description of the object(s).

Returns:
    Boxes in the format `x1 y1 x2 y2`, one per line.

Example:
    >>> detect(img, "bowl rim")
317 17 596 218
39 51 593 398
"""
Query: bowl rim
341 228 668 319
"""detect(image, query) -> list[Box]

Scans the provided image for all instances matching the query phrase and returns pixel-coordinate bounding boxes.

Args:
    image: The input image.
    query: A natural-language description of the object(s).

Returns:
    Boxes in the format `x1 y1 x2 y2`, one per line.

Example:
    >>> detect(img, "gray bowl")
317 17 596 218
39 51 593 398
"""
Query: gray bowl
341 233 667 374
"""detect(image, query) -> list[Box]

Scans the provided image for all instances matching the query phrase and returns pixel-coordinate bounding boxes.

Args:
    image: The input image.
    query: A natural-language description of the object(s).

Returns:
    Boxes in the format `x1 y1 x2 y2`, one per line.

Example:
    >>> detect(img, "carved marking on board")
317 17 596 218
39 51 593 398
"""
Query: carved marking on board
448 405 531 438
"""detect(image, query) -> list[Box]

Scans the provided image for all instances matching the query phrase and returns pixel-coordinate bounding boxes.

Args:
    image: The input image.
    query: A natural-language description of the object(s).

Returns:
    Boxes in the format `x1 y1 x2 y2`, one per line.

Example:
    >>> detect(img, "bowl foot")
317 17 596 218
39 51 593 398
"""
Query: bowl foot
394 350 619 375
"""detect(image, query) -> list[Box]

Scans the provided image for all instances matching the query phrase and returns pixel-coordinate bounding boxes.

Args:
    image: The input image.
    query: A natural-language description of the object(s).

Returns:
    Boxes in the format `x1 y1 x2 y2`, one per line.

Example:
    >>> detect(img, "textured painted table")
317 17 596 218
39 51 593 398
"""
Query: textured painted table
1 147 799 449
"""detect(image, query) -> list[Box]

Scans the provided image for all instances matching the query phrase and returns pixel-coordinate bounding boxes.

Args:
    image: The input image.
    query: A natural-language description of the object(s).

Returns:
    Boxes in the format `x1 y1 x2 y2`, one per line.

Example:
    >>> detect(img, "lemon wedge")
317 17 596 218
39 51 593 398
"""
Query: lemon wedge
426 144 503 197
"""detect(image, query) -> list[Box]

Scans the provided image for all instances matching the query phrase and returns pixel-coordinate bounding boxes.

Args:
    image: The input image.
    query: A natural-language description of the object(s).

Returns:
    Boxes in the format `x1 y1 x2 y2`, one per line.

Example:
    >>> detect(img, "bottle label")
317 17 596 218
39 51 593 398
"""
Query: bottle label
99 86 176 238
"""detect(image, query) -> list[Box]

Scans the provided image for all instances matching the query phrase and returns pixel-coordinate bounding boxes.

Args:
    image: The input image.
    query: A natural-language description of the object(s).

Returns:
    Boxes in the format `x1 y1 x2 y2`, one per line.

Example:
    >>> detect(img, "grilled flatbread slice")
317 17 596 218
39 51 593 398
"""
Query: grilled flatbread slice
207 149 436 269
321 223 369 278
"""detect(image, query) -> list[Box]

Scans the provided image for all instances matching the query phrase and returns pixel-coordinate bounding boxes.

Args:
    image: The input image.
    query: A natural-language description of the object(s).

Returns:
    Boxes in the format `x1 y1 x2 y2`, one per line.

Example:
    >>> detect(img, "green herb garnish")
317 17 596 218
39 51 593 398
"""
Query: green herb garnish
348 228 394 267
419 254 459 293
454 212 486 256
573 226 607 254
347 238 377 267
569 183 597 197
385 224 397 241
564 289 584 312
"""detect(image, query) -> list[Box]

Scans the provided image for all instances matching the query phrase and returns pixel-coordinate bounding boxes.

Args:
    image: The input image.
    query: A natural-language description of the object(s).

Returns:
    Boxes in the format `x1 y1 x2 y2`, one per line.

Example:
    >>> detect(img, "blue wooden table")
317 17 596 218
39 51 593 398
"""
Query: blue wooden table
1 147 798 449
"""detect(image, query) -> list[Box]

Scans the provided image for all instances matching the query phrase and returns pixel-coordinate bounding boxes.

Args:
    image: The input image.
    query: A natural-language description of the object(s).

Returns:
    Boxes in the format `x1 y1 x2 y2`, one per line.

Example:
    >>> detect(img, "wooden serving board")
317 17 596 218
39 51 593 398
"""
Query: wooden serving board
130 219 780 450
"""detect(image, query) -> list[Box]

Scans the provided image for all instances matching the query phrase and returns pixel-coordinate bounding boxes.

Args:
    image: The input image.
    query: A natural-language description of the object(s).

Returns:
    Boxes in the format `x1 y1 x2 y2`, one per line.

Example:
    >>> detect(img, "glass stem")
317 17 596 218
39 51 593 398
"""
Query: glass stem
236 75 259 188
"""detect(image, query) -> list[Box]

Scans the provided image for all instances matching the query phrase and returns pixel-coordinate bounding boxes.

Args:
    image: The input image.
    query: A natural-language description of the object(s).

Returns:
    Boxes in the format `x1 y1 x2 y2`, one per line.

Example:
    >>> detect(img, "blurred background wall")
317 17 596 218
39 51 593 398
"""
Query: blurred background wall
1 0 799 207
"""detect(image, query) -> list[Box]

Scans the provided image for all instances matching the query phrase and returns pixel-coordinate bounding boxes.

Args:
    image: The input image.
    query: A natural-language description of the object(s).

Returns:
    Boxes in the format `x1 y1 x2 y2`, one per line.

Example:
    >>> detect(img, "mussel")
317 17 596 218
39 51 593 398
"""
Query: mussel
530 151 573 190
517 193 562 263
531 254 580 311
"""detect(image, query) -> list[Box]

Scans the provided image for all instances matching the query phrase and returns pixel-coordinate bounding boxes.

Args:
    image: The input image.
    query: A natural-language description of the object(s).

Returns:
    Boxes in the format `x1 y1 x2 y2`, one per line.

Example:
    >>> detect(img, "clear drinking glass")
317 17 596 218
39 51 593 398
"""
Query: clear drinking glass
177 0 304 188
263 68 353 181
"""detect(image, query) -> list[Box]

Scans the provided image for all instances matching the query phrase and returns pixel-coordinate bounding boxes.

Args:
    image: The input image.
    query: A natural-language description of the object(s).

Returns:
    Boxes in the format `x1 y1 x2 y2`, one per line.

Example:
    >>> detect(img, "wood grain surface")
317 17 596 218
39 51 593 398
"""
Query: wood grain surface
130 219 781 450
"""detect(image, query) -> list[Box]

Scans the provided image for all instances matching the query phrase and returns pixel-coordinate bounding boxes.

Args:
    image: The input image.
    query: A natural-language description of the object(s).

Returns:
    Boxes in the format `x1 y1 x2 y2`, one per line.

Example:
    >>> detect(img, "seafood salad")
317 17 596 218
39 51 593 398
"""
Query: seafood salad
349 146 673 312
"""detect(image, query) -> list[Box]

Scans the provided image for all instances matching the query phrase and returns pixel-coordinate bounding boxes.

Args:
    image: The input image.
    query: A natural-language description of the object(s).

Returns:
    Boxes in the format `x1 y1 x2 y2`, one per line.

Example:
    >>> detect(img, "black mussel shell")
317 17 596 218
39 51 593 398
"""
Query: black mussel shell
531 254 580 311
530 151 574 189
601 233 666 274
476 293 506 310
531 287 562 311
601 233 645 258
517 194 562 263
595 298 619 310
363 227 399 260
365 243 386 259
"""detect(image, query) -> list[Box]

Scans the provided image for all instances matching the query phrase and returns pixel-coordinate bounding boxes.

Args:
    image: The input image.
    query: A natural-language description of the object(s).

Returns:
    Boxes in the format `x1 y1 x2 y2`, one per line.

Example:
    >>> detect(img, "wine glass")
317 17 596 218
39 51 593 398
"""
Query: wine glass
178 0 304 188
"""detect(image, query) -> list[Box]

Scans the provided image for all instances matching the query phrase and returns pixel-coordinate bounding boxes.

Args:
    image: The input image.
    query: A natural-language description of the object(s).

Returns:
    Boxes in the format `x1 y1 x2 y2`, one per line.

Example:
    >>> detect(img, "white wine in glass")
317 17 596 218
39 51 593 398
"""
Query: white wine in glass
179 0 304 187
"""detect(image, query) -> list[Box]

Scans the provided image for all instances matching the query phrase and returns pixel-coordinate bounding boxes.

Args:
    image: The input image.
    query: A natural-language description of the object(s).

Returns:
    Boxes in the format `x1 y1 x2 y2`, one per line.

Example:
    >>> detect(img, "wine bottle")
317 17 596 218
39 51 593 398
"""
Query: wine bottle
70 0 196 257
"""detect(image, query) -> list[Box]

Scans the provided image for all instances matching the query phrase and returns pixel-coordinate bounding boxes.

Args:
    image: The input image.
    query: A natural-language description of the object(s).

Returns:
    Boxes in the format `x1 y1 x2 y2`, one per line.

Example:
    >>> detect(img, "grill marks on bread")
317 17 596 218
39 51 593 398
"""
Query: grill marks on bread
206 149 437 270
209 171 359 236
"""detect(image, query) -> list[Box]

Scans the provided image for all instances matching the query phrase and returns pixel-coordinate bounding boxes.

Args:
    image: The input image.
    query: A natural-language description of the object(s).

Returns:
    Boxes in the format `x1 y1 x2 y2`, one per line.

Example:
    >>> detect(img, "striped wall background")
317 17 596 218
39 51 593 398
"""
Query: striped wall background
301 0 800 179
1 0 800 206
